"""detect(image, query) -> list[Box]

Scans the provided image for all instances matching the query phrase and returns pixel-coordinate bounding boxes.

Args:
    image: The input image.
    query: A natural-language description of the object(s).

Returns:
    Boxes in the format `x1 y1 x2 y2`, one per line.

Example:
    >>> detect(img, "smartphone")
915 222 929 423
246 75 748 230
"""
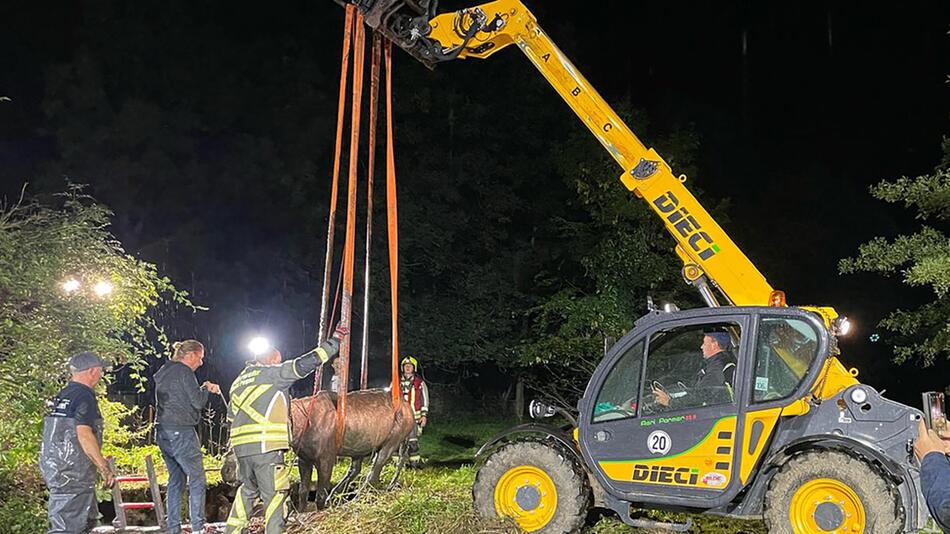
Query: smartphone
922 391 947 432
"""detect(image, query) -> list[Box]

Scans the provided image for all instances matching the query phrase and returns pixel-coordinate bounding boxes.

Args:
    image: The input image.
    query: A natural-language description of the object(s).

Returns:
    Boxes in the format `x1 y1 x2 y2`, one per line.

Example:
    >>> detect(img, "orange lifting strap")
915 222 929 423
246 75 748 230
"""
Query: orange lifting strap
312 8 402 448
318 4 355 347
385 38 400 412
304 3 354 439
336 8 366 447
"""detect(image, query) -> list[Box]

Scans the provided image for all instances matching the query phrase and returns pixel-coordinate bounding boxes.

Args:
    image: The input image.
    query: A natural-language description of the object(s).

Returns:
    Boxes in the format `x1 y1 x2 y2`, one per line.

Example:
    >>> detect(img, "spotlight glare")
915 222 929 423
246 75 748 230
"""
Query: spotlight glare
93 280 113 297
248 337 271 356
62 279 81 293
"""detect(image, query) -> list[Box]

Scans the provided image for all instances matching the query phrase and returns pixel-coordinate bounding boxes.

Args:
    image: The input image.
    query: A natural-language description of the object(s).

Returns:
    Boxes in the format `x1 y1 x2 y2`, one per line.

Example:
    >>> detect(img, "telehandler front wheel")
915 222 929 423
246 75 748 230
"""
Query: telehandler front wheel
764 450 902 534
473 441 589 533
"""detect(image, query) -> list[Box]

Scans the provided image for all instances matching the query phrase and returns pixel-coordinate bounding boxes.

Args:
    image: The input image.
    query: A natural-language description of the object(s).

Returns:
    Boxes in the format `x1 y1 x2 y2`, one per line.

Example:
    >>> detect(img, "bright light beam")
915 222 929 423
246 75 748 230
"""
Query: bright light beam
93 280 113 297
248 336 271 356
62 278 81 294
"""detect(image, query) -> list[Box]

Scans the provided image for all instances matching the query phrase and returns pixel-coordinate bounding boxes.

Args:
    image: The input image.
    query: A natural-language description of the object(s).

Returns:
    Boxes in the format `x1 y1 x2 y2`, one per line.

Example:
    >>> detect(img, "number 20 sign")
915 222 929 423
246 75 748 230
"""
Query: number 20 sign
647 430 672 455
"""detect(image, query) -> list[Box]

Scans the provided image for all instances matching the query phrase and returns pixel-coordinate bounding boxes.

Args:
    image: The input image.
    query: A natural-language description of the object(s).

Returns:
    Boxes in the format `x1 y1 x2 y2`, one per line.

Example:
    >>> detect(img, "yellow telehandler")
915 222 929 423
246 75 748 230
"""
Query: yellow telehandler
345 1 930 531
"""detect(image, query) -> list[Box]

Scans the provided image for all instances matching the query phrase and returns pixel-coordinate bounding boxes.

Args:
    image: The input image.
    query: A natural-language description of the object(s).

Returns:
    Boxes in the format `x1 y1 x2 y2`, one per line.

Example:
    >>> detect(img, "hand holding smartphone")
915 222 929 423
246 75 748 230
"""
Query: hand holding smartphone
922 391 947 433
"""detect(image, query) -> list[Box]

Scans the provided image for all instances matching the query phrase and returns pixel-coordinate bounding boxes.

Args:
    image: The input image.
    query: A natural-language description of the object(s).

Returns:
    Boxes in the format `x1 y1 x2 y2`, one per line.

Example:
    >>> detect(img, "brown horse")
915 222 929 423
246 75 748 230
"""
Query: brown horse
290 389 415 511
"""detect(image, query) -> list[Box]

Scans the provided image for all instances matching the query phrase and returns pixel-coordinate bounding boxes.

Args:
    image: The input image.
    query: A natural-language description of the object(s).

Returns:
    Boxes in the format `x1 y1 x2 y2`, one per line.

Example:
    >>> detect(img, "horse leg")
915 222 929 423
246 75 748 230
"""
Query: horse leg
314 454 335 510
368 439 402 489
328 457 363 503
386 441 408 491
297 459 313 512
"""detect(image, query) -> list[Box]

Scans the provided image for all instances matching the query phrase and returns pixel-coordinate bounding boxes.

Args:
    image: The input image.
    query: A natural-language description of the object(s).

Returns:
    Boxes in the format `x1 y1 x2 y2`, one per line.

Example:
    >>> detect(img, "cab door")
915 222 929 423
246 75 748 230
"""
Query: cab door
578 312 751 508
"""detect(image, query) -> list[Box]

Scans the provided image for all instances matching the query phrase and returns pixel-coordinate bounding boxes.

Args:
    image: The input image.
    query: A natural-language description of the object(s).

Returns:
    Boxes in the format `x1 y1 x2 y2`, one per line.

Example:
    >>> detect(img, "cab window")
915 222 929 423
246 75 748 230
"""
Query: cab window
641 322 740 415
752 317 819 402
592 340 644 423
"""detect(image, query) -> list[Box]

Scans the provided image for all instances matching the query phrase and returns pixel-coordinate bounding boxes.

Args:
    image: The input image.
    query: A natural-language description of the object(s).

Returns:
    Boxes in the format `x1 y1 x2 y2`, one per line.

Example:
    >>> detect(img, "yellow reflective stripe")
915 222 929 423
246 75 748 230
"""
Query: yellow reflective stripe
230 383 260 408
231 430 288 440
231 384 271 409
231 423 288 435
315 347 329 363
230 428 288 438
230 434 288 444
229 387 257 418
275 466 290 489
227 484 249 528
240 385 272 423
292 358 305 378
236 487 246 519
232 384 273 424
248 383 272 401
264 492 286 524
241 406 267 424
230 436 288 445
231 434 289 446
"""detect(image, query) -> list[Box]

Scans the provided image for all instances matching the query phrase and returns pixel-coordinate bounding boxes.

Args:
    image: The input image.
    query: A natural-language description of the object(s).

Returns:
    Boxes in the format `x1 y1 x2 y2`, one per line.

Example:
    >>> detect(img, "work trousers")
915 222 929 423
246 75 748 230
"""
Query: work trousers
157 426 206 534
225 451 289 534
407 420 424 465
47 490 98 534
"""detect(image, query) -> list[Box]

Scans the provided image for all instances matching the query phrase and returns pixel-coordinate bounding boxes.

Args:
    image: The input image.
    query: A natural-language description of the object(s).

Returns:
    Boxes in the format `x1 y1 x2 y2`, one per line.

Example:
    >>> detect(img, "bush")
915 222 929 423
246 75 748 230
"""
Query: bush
0 464 47 534
0 186 192 532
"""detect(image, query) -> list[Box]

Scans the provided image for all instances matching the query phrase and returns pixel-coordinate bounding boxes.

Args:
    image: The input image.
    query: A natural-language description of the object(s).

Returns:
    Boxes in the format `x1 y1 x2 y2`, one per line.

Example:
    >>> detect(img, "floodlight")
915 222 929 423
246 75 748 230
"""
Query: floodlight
248 336 271 356
93 280 113 297
62 279 81 294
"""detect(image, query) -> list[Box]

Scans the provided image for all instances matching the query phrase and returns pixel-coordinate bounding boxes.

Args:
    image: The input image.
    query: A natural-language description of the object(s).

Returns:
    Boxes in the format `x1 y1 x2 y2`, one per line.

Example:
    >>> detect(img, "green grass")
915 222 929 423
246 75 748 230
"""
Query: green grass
289 465 513 534
418 416 519 464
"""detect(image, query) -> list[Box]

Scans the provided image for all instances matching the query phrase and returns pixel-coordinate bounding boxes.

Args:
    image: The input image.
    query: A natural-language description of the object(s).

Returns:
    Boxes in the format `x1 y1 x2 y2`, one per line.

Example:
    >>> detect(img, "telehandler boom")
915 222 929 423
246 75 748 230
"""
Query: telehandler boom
343 1 931 532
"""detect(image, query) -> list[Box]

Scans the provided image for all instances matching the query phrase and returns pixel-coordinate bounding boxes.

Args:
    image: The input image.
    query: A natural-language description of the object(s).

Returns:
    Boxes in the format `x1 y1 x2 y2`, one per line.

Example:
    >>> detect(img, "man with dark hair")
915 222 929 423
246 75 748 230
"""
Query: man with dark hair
155 340 220 534
652 330 736 409
40 352 113 534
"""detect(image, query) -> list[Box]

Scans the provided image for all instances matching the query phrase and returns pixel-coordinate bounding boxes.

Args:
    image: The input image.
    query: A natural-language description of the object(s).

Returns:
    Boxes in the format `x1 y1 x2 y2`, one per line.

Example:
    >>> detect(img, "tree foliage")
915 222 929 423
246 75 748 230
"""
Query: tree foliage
515 111 706 407
21 2 713 409
840 136 950 365
0 186 192 473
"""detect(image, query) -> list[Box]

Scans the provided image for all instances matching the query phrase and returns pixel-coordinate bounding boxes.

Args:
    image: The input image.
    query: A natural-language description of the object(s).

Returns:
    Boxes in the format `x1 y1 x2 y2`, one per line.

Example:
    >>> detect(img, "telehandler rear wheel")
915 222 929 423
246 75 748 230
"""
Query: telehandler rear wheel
764 450 902 534
473 441 589 533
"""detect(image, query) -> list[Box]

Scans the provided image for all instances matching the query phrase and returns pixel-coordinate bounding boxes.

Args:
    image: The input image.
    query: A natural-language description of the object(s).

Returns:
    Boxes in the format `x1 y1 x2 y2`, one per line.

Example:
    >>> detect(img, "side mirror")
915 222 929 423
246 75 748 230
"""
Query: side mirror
529 399 557 419
646 295 658 312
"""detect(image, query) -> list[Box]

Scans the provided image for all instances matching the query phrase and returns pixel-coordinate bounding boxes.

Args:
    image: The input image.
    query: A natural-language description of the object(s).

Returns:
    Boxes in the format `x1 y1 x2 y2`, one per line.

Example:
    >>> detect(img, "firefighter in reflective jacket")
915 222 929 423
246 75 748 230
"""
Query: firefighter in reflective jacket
399 356 429 467
224 326 345 534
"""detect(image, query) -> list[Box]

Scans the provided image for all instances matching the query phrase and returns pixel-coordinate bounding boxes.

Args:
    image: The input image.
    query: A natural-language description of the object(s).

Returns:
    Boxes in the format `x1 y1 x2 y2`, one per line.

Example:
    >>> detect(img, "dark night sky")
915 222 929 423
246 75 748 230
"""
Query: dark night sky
1 1 949 406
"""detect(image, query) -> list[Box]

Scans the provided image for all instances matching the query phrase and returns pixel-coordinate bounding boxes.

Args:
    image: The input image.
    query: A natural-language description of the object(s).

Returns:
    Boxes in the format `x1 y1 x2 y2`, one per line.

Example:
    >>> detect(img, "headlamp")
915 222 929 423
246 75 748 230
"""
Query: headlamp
832 316 852 337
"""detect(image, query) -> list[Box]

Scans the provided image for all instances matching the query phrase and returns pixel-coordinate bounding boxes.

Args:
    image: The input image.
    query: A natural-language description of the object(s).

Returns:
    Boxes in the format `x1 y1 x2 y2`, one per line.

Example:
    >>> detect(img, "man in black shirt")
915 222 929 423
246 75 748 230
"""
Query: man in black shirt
40 351 112 534
652 331 737 410
154 340 219 534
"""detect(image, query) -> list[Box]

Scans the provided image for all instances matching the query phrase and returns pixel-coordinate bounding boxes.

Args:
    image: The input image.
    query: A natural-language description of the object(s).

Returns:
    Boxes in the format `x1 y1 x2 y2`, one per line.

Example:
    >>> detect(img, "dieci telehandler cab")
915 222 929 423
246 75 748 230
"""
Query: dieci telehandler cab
343 0 930 532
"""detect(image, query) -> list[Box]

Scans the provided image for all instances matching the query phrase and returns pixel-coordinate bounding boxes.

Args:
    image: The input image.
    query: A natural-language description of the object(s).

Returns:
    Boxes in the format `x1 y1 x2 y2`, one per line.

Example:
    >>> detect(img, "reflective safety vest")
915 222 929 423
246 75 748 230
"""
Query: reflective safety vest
400 375 429 420
228 343 337 458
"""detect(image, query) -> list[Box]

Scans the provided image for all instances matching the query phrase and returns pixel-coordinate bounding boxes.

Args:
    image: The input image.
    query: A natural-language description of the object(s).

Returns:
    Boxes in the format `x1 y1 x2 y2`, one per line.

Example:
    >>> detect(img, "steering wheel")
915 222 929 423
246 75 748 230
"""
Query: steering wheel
636 381 668 415
643 379 692 414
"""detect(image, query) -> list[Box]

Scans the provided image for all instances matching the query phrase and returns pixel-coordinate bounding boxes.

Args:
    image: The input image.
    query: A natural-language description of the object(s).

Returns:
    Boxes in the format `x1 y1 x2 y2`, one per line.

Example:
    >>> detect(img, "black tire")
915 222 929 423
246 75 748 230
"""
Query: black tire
764 450 902 534
473 441 589 533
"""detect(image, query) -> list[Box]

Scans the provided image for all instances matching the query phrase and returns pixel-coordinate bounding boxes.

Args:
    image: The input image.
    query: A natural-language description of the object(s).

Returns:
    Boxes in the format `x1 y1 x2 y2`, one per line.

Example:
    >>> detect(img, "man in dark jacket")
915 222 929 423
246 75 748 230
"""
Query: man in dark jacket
916 419 950 532
652 331 736 410
155 340 219 534
40 351 113 534
224 326 344 534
